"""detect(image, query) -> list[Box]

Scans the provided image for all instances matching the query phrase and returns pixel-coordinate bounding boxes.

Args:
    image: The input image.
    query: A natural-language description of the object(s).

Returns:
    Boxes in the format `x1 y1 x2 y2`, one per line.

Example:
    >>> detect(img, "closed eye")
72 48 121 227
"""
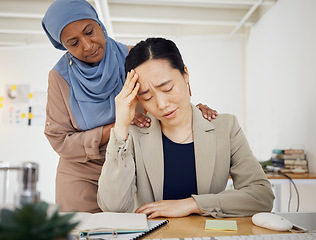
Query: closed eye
71 40 78 46
143 96 153 101
86 29 93 36
163 86 174 92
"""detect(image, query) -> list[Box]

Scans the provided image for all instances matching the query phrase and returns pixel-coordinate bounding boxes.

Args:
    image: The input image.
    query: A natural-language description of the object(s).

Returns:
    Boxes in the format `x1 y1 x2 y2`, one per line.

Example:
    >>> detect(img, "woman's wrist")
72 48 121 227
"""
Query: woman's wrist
187 197 203 214
114 125 129 141
100 123 115 146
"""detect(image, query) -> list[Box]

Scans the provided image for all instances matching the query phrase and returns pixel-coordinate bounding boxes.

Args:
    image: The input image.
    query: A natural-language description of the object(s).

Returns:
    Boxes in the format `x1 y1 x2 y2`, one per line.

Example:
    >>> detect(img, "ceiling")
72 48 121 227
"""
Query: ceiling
0 0 277 47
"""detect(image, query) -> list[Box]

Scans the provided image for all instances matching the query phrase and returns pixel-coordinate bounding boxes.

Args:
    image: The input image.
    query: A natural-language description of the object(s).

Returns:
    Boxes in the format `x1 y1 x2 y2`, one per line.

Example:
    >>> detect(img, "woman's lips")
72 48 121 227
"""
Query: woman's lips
163 109 177 119
89 48 99 57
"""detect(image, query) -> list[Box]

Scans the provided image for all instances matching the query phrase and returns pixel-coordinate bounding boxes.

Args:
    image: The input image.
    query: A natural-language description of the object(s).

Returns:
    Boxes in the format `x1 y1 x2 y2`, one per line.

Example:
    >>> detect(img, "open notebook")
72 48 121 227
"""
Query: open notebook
66 211 168 239
76 220 169 240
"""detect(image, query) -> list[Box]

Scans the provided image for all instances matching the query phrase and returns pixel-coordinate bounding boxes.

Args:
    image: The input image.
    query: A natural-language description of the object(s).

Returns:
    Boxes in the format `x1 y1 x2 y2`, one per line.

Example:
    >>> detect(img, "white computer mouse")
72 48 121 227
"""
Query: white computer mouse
252 212 293 231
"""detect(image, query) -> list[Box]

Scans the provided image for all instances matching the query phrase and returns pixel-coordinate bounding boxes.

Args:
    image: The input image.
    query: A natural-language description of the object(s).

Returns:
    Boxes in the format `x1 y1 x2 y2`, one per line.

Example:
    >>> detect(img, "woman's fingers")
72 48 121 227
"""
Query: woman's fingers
114 69 140 139
117 70 139 100
135 201 156 213
132 118 145 128
132 112 151 128
126 82 139 103
135 198 200 218
135 201 166 218
148 211 161 219
136 202 168 219
125 70 139 94
196 103 218 121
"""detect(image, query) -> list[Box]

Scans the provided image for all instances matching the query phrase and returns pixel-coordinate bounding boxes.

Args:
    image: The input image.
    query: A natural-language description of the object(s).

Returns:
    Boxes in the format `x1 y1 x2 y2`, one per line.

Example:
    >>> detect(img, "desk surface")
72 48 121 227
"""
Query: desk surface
228 173 316 180
145 215 288 239
265 173 316 179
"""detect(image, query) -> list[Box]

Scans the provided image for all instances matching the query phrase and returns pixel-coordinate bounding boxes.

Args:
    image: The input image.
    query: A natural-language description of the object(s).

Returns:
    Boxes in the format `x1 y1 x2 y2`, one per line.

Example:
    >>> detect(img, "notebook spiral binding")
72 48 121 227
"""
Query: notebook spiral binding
132 220 169 240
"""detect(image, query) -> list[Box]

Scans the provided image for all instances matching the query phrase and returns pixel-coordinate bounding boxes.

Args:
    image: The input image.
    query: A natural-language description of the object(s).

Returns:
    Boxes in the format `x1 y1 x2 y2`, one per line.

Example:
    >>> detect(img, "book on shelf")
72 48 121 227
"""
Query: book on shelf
66 211 168 239
284 149 305 155
272 149 284 154
284 159 308 165
271 153 306 160
272 149 305 155
272 158 308 165
280 167 308 174
284 164 308 170
270 148 308 174
271 160 285 168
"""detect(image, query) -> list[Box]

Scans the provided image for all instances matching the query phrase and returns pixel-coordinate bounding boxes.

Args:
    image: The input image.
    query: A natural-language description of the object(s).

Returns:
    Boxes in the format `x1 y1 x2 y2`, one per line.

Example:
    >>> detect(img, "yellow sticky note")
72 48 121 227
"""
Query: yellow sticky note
21 113 26 118
0 103 3 108
0 97 3 101
205 220 237 231
28 93 33 99
11 85 17 90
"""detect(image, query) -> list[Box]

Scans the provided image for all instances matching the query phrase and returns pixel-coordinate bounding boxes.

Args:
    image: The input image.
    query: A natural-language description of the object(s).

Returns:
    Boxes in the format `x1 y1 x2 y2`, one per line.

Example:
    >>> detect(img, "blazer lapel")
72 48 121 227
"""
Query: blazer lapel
138 116 164 200
192 105 216 194
137 106 216 199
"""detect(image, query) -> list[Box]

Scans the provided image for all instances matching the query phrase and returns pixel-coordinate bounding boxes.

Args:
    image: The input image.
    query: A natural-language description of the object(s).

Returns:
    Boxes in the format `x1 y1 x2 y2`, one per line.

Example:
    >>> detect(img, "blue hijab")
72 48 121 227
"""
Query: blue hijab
42 0 128 131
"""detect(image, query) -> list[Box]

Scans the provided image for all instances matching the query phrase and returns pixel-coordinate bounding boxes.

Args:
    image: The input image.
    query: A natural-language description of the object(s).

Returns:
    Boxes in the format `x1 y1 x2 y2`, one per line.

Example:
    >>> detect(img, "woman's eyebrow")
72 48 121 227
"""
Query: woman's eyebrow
138 80 172 96
66 24 92 44
154 80 172 88
82 24 92 32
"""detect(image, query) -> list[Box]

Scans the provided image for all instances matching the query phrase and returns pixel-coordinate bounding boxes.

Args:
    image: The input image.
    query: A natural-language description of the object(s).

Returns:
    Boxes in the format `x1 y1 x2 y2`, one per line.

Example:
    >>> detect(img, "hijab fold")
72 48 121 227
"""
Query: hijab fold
42 0 128 130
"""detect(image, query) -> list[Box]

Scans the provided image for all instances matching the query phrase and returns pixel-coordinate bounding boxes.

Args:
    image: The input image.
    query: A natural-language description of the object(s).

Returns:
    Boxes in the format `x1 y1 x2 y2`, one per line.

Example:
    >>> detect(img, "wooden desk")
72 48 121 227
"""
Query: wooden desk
227 173 316 185
265 173 316 181
227 173 316 212
144 215 288 239
265 173 316 212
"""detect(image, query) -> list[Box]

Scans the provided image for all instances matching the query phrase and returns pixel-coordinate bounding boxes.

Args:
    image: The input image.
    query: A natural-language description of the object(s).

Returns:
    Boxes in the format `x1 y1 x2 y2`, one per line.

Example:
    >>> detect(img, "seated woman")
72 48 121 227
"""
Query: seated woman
97 38 274 218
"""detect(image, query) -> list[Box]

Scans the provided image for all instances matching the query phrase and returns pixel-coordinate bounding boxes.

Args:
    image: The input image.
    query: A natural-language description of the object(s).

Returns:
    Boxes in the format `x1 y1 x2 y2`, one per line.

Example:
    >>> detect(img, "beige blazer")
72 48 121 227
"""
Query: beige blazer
98 105 274 218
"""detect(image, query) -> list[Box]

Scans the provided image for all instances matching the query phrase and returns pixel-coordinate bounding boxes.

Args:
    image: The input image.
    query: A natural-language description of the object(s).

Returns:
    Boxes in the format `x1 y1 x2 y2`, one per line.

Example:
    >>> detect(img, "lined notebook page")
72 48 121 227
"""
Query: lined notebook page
67 212 149 236
80 212 149 231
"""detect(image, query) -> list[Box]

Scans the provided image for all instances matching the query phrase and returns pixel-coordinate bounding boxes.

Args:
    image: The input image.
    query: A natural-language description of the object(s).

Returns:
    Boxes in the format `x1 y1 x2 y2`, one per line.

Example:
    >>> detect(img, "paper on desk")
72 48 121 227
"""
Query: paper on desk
205 220 237 231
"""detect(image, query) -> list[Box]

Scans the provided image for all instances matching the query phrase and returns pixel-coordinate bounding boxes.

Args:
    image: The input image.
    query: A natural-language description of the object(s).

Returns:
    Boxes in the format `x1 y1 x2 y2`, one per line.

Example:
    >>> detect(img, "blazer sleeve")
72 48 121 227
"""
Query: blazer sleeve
97 129 137 213
44 70 105 162
192 115 274 218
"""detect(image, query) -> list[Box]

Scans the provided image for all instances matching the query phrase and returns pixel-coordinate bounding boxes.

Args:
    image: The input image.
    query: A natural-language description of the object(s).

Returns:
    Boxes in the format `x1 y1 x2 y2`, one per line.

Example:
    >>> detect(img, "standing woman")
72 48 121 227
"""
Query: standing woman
42 0 217 213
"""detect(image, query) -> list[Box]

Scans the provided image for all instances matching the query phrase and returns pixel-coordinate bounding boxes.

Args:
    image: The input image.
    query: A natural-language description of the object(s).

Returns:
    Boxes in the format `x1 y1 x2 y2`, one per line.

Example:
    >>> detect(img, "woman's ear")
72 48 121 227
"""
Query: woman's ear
99 24 106 35
184 66 192 96
184 65 189 84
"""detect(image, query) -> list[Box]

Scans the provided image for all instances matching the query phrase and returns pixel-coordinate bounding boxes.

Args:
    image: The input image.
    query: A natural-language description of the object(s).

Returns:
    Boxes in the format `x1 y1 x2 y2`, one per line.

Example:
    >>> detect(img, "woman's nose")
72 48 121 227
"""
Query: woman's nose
156 94 169 110
82 37 93 50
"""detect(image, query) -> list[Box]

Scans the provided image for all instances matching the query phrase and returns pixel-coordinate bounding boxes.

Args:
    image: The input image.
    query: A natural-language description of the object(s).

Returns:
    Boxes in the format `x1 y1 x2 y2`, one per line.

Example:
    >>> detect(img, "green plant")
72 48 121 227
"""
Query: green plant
0 201 79 240
259 159 272 170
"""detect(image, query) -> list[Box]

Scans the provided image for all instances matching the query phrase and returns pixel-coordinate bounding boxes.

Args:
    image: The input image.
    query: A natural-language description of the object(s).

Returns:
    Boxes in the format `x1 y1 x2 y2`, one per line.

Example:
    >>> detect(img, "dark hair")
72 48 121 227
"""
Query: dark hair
125 37 185 77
